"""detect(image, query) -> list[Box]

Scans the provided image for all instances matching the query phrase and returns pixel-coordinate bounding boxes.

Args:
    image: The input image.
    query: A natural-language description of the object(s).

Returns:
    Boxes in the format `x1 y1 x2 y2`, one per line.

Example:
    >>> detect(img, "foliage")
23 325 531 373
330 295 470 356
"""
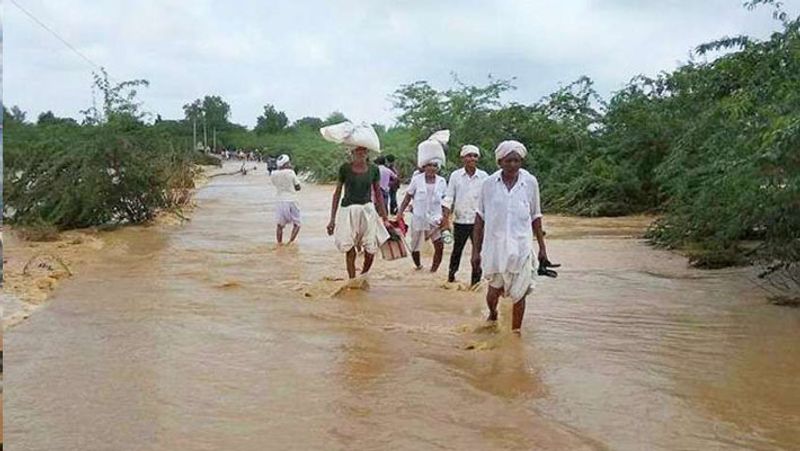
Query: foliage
254 104 288 134
4 72 201 229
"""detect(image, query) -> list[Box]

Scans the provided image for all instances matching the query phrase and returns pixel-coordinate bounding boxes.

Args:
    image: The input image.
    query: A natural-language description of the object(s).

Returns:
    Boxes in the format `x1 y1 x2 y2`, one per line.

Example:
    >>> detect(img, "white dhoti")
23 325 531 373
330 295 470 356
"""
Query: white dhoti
408 213 443 252
334 203 390 254
408 228 442 252
486 255 535 303
275 201 301 226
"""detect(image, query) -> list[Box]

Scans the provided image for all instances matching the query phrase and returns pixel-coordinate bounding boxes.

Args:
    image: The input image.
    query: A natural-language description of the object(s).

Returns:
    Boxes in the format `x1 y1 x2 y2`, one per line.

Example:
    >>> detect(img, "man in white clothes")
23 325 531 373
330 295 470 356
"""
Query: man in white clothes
397 140 448 272
271 154 302 245
472 140 550 333
443 144 489 285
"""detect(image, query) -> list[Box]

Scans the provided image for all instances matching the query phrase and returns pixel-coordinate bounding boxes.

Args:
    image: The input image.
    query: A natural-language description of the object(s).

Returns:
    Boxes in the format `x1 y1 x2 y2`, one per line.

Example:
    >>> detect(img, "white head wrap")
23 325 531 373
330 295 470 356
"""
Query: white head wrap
277 154 291 168
460 145 480 157
417 140 445 168
494 140 527 161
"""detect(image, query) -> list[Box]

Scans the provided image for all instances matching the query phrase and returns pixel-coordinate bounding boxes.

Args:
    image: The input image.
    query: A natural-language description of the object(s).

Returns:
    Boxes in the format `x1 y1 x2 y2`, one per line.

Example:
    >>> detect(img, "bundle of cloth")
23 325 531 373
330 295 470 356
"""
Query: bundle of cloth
416 130 449 168
319 121 381 152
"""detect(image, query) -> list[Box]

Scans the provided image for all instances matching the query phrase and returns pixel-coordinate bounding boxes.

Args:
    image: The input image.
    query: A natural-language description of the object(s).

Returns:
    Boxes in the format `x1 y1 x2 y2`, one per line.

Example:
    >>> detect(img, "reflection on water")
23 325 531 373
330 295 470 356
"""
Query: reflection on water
5 162 800 450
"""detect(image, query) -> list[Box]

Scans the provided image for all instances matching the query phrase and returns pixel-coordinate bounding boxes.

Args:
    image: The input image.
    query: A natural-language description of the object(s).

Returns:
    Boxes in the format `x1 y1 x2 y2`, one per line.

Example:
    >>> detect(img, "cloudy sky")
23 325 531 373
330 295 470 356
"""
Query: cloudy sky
3 0 795 127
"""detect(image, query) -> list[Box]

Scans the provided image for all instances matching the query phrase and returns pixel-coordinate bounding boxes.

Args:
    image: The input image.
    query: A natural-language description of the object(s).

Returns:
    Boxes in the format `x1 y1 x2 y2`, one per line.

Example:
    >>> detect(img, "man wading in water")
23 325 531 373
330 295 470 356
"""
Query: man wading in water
327 146 391 279
443 144 488 285
271 154 302 245
472 140 549 333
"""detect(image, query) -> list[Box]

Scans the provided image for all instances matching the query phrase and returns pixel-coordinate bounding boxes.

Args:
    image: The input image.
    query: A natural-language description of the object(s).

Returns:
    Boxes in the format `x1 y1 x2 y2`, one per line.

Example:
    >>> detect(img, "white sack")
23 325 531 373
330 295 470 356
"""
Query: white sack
320 121 381 152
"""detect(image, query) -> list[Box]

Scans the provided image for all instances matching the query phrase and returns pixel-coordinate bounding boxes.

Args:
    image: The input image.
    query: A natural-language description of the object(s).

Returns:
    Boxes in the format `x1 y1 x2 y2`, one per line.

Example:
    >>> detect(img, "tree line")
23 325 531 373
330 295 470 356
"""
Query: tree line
2 2 797 290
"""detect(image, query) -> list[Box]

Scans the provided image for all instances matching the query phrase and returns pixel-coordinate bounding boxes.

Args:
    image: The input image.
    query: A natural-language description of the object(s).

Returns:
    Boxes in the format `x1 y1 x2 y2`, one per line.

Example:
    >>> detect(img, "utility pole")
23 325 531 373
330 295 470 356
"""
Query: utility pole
192 117 197 152
203 111 208 151
213 129 217 153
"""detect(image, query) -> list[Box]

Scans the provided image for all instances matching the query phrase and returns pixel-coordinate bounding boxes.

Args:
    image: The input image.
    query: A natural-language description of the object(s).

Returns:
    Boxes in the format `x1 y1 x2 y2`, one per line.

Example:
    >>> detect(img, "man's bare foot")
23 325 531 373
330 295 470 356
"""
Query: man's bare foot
487 310 498 322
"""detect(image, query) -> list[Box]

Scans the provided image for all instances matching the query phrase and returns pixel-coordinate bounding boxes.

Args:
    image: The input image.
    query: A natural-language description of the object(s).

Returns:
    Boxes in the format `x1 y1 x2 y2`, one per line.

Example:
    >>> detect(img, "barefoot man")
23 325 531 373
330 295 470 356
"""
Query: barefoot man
271 154 302 245
472 140 549 333
327 146 391 279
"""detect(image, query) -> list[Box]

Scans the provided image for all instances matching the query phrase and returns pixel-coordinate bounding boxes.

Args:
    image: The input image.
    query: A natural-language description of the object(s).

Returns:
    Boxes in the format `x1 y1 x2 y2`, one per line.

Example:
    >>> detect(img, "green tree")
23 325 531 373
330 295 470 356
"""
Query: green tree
3 105 29 126
323 111 348 125
291 116 324 130
182 95 232 132
37 111 79 127
254 104 288 134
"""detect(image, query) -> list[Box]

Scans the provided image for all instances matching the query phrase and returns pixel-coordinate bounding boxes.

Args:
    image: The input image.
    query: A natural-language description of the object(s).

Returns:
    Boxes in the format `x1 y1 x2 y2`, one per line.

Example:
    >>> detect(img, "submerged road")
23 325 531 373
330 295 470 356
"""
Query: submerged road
5 162 800 450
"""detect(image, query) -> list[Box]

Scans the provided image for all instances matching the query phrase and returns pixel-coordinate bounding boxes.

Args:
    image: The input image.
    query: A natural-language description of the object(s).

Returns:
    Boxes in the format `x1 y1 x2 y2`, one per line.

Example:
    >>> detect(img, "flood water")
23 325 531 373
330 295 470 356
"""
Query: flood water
5 162 800 450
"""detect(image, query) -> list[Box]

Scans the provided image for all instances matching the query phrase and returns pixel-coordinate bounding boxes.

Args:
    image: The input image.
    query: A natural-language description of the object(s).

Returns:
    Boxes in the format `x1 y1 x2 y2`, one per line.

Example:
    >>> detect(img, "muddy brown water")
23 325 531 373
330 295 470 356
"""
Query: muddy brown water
5 162 800 450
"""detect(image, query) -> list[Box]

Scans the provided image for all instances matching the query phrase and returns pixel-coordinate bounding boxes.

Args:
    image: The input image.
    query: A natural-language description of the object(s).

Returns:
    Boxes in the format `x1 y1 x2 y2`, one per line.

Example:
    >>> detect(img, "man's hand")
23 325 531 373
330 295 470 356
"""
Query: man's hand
326 221 335 236
538 248 548 262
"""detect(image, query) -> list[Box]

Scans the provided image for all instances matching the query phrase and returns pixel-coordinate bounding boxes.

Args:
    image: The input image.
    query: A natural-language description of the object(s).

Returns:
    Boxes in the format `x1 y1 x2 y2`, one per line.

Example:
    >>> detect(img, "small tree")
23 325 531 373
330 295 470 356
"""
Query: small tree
255 104 288 134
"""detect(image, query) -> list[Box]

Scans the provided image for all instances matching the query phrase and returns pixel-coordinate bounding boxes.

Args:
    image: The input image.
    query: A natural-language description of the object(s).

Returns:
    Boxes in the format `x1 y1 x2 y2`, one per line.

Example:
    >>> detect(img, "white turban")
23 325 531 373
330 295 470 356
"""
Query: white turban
277 154 290 168
417 140 445 168
460 145 480 157
494 140 527 161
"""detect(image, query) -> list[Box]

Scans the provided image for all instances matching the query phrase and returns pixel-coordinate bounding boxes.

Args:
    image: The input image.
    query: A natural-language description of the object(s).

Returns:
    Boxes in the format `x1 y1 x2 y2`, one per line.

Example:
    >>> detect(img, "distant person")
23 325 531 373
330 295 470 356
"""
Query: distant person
327 146 391 279
443 145 488 285
374 156 397 210
397 140 448 272
267 157 277 175
385 154 401 214
271 154 302 245
472 140 550 333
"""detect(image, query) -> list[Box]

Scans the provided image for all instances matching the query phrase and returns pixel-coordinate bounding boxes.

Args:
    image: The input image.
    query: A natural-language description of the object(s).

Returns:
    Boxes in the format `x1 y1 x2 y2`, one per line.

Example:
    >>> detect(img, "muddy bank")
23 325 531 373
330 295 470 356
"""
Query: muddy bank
1 164 220 330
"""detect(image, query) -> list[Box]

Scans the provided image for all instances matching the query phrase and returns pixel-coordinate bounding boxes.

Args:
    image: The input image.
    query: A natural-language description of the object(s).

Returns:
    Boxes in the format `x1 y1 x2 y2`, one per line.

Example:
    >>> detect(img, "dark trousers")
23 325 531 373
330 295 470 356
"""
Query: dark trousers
449 223 482 285
389 187 399 214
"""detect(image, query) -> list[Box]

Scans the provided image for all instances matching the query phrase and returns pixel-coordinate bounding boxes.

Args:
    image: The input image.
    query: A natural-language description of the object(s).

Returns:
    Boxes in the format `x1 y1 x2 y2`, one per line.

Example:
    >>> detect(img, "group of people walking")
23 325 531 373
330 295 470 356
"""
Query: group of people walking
268 136 552 332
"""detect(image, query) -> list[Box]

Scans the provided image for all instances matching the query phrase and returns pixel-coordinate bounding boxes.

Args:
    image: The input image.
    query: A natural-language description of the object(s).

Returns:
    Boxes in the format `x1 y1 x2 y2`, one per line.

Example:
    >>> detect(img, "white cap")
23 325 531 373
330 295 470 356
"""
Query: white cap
277 154 290 168
460 145 480 157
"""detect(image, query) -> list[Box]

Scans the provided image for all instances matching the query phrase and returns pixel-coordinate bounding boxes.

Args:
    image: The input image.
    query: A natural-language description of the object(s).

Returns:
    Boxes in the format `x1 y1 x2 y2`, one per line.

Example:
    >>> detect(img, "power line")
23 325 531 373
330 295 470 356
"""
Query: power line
9 0 104 73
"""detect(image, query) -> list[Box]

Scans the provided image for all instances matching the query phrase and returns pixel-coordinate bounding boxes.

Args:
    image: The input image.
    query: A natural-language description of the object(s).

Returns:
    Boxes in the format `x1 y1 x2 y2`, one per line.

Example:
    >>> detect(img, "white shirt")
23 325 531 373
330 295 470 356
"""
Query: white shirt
406 173 447 232
271 169 301 201
443 167 489 225
476 169 542 274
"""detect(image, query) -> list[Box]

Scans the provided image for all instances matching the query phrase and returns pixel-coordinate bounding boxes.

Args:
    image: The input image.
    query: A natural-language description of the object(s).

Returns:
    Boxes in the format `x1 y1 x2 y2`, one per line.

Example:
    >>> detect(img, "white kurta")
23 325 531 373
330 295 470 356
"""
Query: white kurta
443 167 489 225
476 169 542 300
406 173 447 232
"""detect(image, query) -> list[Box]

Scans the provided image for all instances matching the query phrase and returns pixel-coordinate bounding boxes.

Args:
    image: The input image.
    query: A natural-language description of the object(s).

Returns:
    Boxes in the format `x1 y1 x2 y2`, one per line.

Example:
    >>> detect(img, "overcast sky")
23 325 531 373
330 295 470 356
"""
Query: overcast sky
3 0 796 127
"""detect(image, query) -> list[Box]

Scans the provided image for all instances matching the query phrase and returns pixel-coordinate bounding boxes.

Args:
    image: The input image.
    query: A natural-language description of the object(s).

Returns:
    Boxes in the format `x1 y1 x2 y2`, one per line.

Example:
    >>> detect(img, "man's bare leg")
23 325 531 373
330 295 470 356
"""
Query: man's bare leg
288 224 301 243
430 239 444 272
346 248 357 279
512 297 527 332
361 252 376 275
276 225 284 244
486 285 502 321
411 251 422 269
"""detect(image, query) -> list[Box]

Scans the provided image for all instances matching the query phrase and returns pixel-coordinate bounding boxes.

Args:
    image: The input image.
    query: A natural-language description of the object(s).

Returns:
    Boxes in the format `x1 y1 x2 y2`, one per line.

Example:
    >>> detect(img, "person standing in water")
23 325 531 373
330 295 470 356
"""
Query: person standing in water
271 154 302 245
327 146 391 279
374 156 397 210
397 140 448 272
472 140 549 333
385 154 401 214
443 144 488 285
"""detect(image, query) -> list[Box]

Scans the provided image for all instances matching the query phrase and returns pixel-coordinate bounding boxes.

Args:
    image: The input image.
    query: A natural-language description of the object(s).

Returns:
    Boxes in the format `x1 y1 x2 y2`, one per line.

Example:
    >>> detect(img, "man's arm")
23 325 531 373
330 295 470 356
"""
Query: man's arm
471 214 484 267
327 183 343 235
443 175 457 229
372 182 388 220
532 217 547 260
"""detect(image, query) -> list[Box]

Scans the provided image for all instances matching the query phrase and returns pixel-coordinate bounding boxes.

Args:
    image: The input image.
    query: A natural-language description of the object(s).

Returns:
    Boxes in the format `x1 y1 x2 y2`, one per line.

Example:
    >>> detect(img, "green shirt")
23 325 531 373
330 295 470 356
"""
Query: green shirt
339 162 380 207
